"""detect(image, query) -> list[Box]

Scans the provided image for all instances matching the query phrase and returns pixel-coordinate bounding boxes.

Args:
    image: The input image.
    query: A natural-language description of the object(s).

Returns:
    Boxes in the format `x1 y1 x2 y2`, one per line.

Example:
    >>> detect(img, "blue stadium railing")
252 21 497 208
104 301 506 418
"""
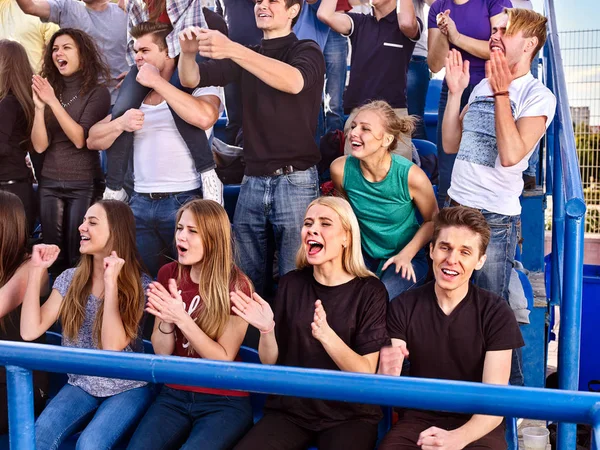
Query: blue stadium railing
543 0 588 448
0 0 590 449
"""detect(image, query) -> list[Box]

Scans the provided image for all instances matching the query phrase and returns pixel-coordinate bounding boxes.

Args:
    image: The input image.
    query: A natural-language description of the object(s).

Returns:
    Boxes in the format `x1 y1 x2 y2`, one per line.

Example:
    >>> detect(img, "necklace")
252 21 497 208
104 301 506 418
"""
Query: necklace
59 92 79 108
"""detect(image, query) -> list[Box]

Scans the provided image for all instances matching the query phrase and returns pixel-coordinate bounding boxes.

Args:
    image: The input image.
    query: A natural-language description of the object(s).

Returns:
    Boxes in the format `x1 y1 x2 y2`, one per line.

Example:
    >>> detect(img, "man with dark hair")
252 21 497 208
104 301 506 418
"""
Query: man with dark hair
177 0 325 296
87 21 224 277
378 206 524 450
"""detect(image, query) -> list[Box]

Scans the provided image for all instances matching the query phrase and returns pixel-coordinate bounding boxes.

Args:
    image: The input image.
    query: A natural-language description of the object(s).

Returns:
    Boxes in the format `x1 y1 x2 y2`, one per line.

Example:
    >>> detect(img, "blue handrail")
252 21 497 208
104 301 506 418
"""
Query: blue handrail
1 342 600 450
544 0 587 449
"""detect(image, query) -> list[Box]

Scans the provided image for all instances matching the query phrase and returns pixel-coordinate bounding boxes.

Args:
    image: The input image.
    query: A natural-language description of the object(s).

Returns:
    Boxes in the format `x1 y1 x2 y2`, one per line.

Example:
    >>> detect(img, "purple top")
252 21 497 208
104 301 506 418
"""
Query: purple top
429 0 511 85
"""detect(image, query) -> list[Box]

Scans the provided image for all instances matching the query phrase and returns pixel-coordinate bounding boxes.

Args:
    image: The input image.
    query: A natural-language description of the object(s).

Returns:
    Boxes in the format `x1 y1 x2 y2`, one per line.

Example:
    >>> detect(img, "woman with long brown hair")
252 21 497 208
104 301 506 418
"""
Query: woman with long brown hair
20 200 153 450
0 40 36 233
32 28 111 272
127 199 254 450
0 191 48 433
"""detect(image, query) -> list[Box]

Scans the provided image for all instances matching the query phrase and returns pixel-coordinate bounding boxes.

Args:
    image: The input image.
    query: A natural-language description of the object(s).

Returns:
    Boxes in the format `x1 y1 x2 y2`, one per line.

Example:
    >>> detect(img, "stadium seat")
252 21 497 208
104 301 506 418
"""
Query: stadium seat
424 79 442 144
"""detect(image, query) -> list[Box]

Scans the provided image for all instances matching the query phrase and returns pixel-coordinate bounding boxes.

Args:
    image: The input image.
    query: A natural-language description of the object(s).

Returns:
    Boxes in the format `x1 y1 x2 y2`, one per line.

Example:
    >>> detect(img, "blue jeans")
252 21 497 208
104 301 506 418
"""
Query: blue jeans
233 167 319 295
407 56 430 140
127 385 253 450
436 82 475 209
129 188 201 278
323 30 348 134
364 249 429 301
470 210 523 386
35 383 153 450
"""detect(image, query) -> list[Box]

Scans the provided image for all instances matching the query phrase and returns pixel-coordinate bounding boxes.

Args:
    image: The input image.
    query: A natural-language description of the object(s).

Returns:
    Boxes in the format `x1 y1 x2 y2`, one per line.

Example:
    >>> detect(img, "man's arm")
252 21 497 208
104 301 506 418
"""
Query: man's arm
87 110 144 150
397 0 419 40
317 0 352 36
442 49 470 154
428 28 450 73
418 350 511 449
15 0 51 20
136 64 220 130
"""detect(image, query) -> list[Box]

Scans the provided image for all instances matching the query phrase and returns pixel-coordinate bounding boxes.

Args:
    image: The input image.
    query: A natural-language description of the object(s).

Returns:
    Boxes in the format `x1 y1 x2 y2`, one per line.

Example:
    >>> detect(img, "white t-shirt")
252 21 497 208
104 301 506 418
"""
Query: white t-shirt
133 86 224 194
448 73 556 215
412 0 429 58
510 0 533 9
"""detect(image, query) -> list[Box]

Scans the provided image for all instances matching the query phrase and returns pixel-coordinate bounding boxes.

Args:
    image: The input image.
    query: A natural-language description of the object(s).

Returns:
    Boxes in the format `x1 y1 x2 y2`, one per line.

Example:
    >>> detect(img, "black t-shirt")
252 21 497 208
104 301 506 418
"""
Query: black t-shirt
198 33 325 176
0 95 30 182
265 268 390 430
387 281 524 384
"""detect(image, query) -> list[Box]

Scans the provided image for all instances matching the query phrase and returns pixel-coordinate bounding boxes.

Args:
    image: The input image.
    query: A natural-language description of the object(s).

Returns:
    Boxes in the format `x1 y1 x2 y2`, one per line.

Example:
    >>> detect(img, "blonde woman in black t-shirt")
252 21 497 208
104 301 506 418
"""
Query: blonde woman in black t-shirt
231 196 390 450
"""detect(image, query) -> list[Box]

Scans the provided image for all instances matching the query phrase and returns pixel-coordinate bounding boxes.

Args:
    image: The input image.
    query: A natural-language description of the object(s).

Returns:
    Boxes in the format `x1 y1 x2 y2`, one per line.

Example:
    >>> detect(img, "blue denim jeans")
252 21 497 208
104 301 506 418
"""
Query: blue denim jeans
35 383 153 450
233 167 319 295
129 188 201 278
127 385 253 450
323 31 348 134
436 82 476 209
407 55 430 140
364 248 429 301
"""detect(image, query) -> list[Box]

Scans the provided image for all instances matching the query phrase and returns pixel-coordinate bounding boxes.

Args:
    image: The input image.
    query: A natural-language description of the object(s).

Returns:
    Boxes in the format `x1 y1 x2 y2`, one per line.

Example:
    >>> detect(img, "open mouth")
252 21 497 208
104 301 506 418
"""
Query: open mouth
56 59 68 69
257 13 271 18
177 244 188 255
80 235 90 243
307 240 323 256
350 139 363 150
441 268 459 278
490 45 504 53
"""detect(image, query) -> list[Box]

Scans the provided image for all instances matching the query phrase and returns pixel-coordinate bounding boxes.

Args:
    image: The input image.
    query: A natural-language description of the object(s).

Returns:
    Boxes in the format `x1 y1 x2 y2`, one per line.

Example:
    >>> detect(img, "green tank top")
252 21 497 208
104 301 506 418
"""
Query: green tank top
343 154 420 263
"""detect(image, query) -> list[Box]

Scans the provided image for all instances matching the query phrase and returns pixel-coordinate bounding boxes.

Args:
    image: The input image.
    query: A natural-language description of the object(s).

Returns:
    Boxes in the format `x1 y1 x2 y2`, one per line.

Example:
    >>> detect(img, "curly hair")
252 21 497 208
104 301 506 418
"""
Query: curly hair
41 28 111 97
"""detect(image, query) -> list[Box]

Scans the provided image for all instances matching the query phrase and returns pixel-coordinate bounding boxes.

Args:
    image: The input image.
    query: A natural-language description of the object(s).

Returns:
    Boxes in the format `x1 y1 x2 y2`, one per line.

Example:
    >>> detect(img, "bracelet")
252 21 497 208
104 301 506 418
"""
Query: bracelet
493 91 510 97
158 322 175 334
260 321 275 334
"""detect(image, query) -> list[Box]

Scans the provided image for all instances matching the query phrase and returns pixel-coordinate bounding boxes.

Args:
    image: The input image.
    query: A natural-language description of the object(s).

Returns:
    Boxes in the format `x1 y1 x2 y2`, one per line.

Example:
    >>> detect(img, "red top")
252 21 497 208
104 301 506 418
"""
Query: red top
157 262 251 397
144 0 171 24
336 0 351 12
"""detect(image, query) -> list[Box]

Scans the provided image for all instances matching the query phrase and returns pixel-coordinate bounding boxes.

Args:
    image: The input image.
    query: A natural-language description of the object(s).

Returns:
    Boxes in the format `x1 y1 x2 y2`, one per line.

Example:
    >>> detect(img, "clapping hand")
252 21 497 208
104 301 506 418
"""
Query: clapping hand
444 49 470 95
32 75 57 107
145 279 188 326
311 300 333 343
230 290 274 333
486 49 513 95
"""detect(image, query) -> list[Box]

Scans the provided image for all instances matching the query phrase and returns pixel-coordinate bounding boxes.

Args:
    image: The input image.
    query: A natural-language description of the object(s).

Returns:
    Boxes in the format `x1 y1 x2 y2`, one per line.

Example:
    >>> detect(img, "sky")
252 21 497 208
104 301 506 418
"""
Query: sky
530 0 595 32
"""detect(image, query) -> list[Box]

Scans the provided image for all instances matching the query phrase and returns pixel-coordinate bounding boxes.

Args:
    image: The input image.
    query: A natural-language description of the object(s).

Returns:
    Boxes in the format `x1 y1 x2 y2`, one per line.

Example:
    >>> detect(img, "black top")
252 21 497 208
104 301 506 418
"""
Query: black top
198 33 324 176
203 6 228 36
387 282 524 385
0 94 30 182
265 268 390 430
42 73 111 182
344 11 421 113
215 0 262 46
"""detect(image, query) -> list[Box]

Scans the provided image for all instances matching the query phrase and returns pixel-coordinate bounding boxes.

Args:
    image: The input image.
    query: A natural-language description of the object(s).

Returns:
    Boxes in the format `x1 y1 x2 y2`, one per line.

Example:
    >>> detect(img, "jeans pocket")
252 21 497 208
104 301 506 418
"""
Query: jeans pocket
173 193 198 207
285 168 318 189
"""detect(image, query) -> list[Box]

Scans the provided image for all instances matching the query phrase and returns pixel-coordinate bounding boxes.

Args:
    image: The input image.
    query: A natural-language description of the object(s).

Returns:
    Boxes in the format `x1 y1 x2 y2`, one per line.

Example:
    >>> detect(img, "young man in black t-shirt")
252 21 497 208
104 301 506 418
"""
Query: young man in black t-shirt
378 206 524 450
177 0 325 296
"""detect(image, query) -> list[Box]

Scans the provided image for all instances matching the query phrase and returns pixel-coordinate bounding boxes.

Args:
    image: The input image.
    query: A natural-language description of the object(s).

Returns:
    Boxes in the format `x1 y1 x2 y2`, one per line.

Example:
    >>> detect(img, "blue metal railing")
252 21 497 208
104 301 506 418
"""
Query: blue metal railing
544 0 588 448
1 342 600 450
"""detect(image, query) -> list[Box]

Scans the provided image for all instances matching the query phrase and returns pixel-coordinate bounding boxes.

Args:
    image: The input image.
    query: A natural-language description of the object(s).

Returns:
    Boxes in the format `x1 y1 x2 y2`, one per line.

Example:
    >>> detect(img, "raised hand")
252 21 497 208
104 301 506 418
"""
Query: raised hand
311 300 333 343
381 250 416 282
179 26 202 55
230 290 274 333
438 11 460 44
444 49 470 95
486 49 513 95
136 63 162 89
197 29 234 60
30 244 60 269
32 75 57 107
103 251 125 285
145 279 187 326
119 108 144 132
377 343 409 376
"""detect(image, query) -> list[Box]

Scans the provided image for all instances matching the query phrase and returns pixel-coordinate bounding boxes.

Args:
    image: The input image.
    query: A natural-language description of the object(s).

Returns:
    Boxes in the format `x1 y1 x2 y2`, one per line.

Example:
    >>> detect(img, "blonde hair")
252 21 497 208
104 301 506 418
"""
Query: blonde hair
505 8 548 62
345 100 416 153
176 200 252 345
59 201 146 348
296 197 375 278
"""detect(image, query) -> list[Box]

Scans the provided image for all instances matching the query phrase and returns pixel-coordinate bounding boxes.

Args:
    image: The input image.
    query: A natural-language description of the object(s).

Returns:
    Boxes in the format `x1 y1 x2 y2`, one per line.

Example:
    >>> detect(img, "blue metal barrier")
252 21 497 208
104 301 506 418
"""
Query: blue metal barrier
0 342 600 450
544 0 587 448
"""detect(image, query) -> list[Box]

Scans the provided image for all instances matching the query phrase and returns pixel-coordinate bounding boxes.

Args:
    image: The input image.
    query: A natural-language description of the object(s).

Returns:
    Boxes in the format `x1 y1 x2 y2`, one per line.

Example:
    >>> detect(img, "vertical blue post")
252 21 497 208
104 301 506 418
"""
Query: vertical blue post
593 421 600 450
550 117 565 307
557 200 586 450
6 365 35 450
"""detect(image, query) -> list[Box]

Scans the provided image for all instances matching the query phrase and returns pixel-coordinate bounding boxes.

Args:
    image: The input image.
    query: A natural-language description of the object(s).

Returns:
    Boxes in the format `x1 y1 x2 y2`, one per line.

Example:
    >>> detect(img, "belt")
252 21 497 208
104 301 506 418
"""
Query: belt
138 191 184 200
271 165 298 176
0 179 27 186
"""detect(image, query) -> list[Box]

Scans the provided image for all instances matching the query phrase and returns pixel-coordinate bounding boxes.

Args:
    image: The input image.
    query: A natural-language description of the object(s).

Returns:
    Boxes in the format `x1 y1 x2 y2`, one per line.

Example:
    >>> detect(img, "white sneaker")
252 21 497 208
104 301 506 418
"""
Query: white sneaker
201 169 223 206
103 187 129 202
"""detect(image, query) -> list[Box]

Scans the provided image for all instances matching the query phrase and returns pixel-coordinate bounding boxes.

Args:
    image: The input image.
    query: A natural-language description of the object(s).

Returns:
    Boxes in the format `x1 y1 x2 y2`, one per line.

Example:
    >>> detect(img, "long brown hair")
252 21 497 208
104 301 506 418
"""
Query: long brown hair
41 28 111 97
0 40 34 134
176 200 252 344
58 201 146 348
0 192 29 288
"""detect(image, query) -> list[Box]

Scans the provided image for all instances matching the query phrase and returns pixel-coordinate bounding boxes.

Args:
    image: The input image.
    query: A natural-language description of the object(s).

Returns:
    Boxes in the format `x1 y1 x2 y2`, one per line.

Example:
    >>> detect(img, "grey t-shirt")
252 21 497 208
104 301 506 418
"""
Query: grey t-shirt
44 0 128 103
53 268 151 397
